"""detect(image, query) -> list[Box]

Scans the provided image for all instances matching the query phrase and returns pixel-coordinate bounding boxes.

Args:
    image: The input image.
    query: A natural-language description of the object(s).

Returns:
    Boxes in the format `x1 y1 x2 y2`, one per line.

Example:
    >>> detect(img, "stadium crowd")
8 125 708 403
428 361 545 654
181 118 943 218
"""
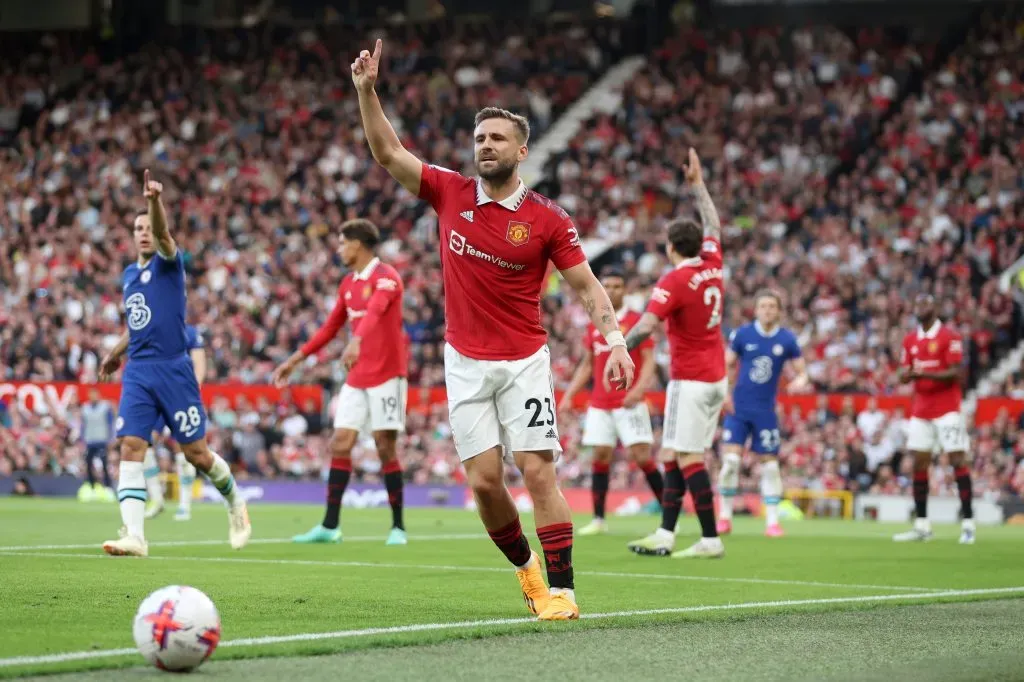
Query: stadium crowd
1 10 1023 503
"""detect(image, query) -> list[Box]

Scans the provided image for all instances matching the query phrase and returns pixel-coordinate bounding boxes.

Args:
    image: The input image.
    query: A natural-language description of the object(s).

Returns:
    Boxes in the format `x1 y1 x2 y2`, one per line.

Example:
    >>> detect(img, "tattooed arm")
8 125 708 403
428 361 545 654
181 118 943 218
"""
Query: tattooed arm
625 313 660 351
561 261 636 390
683 148 720 241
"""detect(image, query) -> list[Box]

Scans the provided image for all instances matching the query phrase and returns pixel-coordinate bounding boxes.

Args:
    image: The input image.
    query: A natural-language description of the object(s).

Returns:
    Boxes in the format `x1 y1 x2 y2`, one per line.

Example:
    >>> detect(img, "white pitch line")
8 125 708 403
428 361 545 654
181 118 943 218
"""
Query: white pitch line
0 550 947 593
0 533 484 552
2 586 1022 668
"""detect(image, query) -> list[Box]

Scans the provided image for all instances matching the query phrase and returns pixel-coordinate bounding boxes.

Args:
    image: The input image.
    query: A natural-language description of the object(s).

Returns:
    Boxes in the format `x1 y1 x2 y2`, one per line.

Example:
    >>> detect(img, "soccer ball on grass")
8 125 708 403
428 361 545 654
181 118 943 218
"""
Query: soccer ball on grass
133 585 221 672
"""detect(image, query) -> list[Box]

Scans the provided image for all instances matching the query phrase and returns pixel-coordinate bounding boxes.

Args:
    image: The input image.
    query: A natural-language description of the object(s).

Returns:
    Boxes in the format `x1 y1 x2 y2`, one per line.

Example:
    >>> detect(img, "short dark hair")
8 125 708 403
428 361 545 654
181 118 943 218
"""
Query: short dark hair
754 289 783 307
474 107 530 144
340 219 380 249
600 267 626 282
666 218 702 258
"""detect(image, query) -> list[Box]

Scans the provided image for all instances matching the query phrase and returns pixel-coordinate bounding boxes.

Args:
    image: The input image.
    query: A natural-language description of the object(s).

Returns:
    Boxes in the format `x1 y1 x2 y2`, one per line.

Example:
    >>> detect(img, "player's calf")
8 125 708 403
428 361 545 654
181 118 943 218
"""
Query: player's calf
175 452 195 521
105 436 149 555
517 450 577 617
760 457 784 536
181 440 250 549
717 450 741 533
143 447 165 519
629 444 663 509
467 449 549 614
375 430 405 536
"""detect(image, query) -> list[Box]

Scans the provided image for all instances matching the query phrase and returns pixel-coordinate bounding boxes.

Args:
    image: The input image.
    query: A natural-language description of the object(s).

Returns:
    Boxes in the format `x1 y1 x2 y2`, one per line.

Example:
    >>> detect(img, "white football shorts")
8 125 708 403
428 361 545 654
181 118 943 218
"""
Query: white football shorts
905 411 969 454
444 343 562 462
661 378 728 454
332 376 407 433
581 404 654 448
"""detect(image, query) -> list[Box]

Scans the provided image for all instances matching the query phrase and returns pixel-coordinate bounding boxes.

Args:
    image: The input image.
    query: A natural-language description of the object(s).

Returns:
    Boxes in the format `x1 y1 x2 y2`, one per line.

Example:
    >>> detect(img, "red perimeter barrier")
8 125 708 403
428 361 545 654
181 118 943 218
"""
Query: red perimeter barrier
2 381 1021 426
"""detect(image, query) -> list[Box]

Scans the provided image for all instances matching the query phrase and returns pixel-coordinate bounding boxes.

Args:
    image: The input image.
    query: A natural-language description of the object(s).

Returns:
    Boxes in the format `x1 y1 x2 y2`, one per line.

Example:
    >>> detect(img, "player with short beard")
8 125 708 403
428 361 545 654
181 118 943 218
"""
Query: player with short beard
351 39 635 621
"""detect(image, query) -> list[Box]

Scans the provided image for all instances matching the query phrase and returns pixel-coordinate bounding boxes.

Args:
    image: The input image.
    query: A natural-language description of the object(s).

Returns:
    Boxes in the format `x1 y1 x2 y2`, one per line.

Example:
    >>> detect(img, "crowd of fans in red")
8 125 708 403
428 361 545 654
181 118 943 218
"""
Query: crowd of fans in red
1 11 1022 503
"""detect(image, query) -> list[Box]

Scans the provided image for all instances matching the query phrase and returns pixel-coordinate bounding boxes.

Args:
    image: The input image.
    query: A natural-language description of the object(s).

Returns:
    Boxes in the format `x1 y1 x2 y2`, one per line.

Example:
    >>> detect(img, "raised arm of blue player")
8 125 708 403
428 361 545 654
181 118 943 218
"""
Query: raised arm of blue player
143 169 176 259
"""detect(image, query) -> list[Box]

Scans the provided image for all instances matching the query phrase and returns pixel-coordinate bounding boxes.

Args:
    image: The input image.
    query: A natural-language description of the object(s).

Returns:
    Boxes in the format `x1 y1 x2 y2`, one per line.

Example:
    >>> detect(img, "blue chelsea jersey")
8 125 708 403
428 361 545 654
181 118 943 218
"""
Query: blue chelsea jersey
729 322 802 413
185 325 204 351
122 251 189 361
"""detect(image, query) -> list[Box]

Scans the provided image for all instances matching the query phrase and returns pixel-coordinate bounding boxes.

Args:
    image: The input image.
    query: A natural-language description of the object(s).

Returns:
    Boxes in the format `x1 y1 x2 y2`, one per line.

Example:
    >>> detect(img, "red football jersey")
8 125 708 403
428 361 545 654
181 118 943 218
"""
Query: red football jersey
301 258 408 389
588 310 653 409
645 237 726 382
418 164 587 361
900 321 963 419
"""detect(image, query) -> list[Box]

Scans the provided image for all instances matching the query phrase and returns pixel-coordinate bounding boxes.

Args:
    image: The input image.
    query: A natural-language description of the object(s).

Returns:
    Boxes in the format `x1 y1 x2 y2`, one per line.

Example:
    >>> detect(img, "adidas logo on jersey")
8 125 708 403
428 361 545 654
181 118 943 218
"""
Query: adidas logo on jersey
545 429 558 439
460 210 474 222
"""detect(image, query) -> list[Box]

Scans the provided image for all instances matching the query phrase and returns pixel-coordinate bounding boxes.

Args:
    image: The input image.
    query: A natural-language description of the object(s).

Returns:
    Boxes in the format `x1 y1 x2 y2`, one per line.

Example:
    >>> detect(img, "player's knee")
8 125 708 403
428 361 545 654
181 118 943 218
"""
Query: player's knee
676 452 703 469
593 447 614 464
520 453 557 497
372 431 398 461
721 451 741 475
913 452 932 471
761 459 780 479
330 429 357 457
467 466 504 503
628 445 651 464
179 440 212 469
119 437 148 462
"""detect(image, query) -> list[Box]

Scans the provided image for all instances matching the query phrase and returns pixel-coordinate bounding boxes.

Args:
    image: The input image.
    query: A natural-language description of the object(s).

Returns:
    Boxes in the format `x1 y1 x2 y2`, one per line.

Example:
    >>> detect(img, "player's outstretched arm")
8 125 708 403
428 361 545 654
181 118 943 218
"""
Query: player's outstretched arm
559 347 594 413
100 331 130 381
272 294 349 387
143 170 176 258
624 313 660 351
352 39 423 196
683 149 721 241
561 262 635 391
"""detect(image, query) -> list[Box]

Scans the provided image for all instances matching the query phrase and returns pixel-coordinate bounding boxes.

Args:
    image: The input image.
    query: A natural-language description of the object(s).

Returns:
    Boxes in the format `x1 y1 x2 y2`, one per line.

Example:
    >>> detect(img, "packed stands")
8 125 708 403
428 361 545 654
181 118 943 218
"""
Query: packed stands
1 8 1022 503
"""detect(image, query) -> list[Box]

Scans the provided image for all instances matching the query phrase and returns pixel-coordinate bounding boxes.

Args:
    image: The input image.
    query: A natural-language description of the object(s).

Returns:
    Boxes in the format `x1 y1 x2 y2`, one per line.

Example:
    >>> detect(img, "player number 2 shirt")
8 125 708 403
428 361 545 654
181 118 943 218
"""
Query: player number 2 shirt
645 237 726 382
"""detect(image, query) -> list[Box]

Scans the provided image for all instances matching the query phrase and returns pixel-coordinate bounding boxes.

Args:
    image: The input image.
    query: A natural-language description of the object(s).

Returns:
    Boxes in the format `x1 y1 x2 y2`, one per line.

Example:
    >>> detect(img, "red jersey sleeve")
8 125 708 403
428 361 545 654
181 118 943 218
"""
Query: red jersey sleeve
301 283 348 357
645 273 681 320
417 164 460 214
548 217 587 271
701 237 723 267
945 332 964 367
900 335 914 369
353 271 404 338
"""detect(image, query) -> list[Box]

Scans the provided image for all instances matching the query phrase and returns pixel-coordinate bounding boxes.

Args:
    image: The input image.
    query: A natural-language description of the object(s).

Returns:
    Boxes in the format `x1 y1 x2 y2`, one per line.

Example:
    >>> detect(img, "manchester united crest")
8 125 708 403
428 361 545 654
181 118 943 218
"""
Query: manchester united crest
928 341 938 353
506 221 531 247
363 285 372 299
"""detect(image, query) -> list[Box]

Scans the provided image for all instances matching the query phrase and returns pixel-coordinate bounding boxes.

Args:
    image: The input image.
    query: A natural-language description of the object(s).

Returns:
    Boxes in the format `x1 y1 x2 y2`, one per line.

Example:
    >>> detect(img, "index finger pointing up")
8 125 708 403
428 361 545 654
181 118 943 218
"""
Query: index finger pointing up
372 38 382 61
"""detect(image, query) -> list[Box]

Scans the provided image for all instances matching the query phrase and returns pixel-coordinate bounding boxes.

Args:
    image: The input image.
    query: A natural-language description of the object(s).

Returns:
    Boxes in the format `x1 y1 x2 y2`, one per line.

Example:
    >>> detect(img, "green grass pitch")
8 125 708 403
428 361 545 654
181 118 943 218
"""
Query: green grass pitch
1 498 1022 681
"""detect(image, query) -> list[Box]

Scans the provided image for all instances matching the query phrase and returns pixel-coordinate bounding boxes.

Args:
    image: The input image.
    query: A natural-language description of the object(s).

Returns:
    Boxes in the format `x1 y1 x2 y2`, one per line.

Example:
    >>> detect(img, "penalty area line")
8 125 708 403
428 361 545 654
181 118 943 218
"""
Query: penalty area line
2 586 1023 668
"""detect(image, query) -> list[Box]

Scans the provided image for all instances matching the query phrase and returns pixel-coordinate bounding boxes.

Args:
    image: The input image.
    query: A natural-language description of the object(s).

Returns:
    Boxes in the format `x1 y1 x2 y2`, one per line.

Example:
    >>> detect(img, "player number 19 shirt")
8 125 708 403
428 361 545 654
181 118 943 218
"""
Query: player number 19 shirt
418 164 587 361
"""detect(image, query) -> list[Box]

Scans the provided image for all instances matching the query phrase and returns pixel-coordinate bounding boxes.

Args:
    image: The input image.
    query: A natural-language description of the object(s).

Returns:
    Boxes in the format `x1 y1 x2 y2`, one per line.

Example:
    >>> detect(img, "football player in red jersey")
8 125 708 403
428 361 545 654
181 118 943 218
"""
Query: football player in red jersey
893 293 975 544
559 268 661 536
351 39 634 621
273 219 410 547
624 149 728 560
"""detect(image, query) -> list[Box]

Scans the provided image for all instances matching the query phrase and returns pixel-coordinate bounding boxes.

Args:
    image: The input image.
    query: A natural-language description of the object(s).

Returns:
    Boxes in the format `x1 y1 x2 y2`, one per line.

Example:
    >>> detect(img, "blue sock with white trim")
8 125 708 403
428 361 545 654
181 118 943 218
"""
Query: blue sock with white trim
117 460 147 539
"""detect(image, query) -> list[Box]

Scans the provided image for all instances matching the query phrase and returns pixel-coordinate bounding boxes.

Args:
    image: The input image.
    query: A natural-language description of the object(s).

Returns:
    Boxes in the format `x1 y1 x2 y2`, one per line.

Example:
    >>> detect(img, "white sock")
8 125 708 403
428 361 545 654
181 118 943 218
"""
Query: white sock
117 461 147 539
761 460 782 527
142 448 164 506
202 451 239 506
176 452 195 512
962 518 975 531
718 453 740 521
549 587 576 603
